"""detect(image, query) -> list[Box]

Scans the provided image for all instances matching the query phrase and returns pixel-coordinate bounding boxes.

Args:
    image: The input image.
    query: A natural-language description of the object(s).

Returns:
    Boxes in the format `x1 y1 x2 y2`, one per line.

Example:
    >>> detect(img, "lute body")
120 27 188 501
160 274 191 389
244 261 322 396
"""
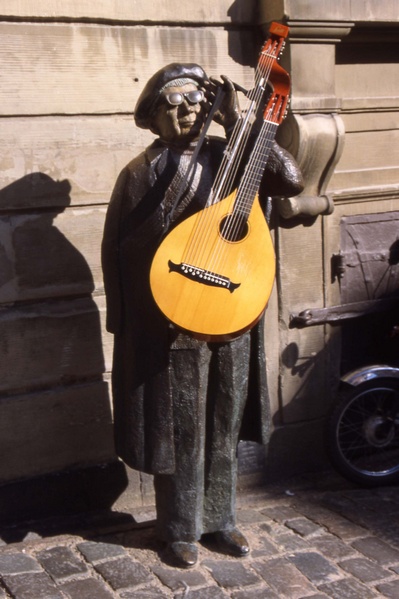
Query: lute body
150 190 275 341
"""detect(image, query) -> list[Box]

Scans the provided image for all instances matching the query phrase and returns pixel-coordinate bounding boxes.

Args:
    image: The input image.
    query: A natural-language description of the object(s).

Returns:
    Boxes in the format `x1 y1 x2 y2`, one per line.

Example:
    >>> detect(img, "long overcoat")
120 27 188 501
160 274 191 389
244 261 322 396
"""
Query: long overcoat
101 135 303 475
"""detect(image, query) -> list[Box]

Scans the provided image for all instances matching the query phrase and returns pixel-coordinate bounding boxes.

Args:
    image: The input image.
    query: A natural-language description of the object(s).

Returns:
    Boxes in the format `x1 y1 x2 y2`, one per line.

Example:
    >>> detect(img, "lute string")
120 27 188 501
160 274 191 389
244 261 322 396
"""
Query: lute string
210 90 288 277
182 38 282 269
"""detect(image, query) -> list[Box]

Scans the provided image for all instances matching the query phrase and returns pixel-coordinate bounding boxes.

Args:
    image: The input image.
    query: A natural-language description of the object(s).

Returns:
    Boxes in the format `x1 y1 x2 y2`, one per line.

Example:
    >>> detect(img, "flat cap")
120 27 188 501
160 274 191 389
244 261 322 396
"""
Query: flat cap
134 62 208 130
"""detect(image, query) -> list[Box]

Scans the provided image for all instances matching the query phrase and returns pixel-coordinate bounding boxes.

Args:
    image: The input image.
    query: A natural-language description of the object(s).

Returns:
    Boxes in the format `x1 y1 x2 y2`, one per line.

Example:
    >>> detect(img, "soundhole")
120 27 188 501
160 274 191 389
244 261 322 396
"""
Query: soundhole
219 214 249 242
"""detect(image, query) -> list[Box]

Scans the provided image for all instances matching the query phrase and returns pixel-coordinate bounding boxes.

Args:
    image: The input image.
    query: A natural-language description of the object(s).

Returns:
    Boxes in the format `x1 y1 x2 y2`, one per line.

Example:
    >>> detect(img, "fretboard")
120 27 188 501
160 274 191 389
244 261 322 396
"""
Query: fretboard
233 120 279 218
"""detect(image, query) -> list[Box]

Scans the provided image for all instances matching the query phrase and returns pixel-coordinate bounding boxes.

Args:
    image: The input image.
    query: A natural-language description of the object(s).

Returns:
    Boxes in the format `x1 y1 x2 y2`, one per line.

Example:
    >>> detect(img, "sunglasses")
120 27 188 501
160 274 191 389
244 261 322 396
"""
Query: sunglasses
163 90 205 106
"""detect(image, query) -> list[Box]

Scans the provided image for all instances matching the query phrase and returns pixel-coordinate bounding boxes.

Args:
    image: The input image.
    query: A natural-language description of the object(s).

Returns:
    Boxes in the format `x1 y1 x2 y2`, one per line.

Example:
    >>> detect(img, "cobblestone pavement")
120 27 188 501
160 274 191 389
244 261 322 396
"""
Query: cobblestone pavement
1 470 399 598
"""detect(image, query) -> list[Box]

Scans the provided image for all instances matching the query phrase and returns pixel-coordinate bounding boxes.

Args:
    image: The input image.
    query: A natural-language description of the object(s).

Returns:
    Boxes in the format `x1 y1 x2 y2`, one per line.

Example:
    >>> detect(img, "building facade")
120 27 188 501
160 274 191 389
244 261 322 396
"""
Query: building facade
0 0 398 518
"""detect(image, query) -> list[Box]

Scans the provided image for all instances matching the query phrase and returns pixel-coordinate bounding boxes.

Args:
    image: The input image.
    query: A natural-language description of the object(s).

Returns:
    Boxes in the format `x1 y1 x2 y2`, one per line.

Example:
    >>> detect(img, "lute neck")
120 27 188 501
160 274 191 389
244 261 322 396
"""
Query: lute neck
233 121 278 218
232 58 291 220
208 23 289 208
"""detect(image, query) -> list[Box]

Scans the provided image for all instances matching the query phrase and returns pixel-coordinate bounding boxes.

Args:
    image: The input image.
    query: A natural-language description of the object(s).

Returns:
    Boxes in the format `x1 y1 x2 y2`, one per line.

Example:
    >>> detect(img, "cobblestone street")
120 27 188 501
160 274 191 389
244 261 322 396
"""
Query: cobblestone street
1 471 399 598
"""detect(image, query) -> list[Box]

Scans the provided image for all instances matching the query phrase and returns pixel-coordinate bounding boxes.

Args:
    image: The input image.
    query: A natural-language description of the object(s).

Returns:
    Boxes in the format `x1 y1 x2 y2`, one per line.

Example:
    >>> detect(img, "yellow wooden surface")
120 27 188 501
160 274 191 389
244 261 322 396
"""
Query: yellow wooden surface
150 194 275 340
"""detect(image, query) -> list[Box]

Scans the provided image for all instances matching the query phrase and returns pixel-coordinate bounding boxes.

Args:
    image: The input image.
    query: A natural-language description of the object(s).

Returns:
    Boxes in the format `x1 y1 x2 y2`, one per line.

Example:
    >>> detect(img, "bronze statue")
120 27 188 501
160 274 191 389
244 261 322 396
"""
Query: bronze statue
101 62 303 567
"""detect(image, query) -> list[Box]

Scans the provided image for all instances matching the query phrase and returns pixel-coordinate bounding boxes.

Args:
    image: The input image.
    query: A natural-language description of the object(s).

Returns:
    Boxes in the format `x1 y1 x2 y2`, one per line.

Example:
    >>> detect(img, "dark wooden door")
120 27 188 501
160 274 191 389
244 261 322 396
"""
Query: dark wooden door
340 211 399 372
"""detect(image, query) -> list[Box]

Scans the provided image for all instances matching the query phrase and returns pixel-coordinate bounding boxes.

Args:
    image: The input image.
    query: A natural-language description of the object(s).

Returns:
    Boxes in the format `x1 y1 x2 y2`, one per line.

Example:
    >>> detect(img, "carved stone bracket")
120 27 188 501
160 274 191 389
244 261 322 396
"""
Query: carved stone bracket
259 13 353 219
277 112 345 218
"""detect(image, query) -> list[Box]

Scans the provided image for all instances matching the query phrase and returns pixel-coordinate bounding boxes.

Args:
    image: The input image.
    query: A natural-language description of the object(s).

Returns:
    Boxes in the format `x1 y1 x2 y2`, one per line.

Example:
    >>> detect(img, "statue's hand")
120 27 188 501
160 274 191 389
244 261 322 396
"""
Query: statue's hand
202 75 241 133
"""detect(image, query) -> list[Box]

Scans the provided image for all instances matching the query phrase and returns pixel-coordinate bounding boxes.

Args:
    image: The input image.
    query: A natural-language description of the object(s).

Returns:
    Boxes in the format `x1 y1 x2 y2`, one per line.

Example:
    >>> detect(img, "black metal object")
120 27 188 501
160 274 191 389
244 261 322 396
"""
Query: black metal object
290 297 399 328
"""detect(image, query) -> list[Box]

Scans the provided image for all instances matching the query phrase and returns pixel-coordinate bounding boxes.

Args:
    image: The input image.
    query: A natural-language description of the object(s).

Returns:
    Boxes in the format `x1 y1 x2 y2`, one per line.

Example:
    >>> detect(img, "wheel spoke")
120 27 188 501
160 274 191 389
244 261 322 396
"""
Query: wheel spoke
330 382 399 481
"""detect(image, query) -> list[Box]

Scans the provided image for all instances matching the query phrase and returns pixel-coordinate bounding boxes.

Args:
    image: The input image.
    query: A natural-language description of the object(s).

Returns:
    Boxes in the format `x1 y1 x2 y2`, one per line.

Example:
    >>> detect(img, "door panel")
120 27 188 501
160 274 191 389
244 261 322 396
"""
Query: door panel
340 211 399 372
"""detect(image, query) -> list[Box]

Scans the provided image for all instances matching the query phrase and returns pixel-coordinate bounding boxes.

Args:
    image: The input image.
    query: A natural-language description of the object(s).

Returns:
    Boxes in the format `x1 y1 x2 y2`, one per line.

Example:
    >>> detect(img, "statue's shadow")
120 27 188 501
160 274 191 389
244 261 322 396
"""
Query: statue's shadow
0 173 128 536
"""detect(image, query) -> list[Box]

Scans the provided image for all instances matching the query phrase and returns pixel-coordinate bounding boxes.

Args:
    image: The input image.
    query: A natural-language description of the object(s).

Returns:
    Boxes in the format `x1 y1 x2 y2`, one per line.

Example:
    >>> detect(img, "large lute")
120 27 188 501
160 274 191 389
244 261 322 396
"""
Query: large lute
150 24 290 341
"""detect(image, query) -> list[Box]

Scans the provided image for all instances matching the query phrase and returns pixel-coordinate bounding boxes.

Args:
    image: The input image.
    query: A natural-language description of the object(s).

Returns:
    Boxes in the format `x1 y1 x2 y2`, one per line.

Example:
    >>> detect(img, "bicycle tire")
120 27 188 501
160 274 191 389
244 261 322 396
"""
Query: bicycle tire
327 378 399 487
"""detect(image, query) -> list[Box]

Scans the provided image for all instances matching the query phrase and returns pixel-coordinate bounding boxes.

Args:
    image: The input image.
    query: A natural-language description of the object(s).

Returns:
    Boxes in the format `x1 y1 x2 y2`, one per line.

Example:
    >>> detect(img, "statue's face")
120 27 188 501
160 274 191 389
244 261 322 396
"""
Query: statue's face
151 83 206 144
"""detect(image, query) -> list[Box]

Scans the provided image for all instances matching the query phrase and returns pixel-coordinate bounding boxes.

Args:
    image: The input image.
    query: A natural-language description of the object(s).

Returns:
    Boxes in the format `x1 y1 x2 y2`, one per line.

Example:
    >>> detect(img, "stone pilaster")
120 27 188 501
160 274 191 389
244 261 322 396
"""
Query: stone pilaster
259 2 354 217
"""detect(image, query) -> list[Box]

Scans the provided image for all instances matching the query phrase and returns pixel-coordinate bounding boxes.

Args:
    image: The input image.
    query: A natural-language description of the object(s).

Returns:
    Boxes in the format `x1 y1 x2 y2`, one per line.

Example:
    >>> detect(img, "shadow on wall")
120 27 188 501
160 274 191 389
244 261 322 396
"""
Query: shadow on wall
0 173 128 527
238 333 340 484
258 337 338 483
1 174 94 300
264 284 399 483
227 0 261 67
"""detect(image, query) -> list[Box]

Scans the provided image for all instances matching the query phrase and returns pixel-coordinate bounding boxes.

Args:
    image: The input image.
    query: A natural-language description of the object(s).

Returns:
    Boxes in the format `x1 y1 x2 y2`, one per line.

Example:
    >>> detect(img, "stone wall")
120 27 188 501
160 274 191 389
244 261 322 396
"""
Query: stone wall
0 1 262 513
260 0 399 480
0 0 398 516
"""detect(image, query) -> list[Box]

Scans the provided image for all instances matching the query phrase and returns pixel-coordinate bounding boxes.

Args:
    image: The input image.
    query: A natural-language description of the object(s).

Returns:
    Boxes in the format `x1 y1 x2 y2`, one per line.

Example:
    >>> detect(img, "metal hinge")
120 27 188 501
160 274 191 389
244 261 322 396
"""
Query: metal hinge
331 251 346 281
290 296 399 328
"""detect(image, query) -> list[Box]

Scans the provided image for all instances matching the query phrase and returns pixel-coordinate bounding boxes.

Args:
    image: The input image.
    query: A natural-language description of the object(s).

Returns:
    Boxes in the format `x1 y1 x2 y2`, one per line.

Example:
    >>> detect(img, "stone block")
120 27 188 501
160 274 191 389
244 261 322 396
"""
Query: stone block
318 577 377 599
271 532 310 553
0 207 106 303
285 517 324 537
0 298 107 393
0 381 114 481
77 540 127 564
151 565 207 591
36 546 88 581
61 577 114 599
0 553 41 575
376 580 399 599
232 587 279 599
261 506 301 522
94 556 152 590
0 0 256 24
312 534 356 560
175 587 229 599
202 559 260 589
352 536 399 566
120 588 169 599
1 572 64 599
339 556 388 583
253 557 316 598
0 23 256 116
287 551 340 585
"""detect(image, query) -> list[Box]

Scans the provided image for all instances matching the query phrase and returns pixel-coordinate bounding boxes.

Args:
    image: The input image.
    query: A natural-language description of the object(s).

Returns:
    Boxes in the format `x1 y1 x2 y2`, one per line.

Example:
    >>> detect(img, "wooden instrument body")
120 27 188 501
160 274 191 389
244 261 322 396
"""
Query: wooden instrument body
150 190 275 341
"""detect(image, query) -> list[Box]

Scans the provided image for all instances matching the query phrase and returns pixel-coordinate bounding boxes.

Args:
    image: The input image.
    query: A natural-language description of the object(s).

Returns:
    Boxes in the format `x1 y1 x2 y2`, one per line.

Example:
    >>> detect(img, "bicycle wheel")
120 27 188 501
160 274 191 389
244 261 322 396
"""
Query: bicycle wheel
328 378 399 486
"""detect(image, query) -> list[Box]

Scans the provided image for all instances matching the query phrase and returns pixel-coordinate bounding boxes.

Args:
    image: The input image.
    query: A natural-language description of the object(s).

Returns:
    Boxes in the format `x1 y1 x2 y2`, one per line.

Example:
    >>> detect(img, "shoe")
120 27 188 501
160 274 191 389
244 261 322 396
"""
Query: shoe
168 541 198 568
214 528 250 557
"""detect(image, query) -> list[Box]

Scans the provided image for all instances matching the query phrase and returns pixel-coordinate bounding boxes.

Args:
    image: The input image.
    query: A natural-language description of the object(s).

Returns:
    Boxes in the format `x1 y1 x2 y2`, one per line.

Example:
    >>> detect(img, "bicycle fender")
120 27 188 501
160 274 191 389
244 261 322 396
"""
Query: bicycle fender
341 365 399 387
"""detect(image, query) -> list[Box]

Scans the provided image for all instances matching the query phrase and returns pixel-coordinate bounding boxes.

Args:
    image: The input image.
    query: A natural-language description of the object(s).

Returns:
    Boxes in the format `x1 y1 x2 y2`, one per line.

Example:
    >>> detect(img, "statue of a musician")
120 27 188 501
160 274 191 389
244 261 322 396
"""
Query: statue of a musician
102 63 303 568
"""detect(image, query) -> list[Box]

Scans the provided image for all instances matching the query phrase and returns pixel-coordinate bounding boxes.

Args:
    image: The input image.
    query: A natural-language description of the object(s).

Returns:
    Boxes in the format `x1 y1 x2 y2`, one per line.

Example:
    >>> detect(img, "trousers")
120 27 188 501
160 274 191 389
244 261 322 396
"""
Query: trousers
153 332 251 542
